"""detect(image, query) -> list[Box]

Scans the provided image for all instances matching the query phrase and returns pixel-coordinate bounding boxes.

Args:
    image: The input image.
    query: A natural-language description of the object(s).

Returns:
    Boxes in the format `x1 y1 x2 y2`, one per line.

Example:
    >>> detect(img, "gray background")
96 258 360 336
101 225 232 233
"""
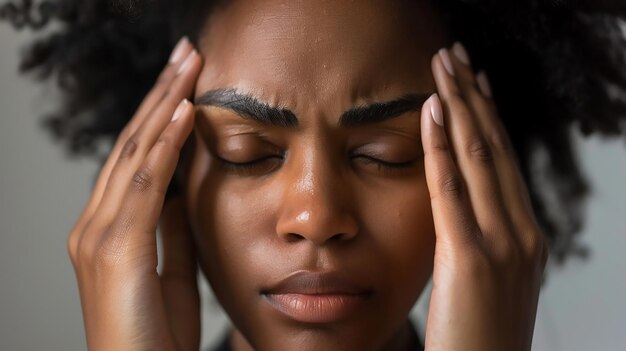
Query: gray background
1 24 625 351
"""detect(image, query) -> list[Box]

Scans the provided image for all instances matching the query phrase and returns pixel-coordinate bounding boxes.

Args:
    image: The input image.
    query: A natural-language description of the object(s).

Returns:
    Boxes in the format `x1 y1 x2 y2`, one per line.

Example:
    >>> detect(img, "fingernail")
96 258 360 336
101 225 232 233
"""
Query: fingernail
438 48 455 76
429 93 444 126
476 71 493 98
452 42 470 66
169 37 189 64
177 49 196 75
172 99 189 122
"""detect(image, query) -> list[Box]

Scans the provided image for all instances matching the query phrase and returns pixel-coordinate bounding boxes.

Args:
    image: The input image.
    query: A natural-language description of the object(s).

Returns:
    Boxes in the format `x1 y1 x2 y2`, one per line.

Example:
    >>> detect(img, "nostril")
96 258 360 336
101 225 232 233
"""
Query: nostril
330 233 347 242
285 233 305 243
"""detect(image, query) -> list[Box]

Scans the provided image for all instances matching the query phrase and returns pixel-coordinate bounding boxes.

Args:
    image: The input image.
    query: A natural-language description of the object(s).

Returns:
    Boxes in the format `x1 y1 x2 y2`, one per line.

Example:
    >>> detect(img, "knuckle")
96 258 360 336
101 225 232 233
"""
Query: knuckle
131 166 155 193
67 231 80 264
162 87 173 101
522 230 548 261
437 172 465 201
466 138 494 163
69 216 133 271
119 136 139 160
489 235 522 267
428 138 451 154
68 217 101 267
73 224 106 265
155 135 177 152
117 126 133 145
92 226 130 268
488 128 513 155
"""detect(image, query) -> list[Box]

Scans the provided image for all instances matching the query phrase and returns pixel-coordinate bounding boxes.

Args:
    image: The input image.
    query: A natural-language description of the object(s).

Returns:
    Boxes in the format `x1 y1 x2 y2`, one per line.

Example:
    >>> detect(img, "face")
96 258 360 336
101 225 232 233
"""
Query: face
183 0 449 350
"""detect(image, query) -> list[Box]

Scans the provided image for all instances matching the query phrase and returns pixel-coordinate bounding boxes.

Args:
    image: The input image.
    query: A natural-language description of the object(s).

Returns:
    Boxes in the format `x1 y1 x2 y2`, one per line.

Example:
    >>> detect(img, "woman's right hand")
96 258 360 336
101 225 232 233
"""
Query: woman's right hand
67 37 203 351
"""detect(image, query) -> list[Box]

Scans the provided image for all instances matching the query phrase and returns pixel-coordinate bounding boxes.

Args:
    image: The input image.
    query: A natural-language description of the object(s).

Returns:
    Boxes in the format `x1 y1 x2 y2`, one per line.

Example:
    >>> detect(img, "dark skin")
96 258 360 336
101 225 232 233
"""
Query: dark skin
67 1 547 350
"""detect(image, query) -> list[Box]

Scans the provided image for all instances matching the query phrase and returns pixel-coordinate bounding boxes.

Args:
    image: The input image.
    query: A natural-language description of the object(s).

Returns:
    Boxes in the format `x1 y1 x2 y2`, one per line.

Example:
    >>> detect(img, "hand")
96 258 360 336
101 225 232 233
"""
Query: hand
421 43 548 351
66 37 203 351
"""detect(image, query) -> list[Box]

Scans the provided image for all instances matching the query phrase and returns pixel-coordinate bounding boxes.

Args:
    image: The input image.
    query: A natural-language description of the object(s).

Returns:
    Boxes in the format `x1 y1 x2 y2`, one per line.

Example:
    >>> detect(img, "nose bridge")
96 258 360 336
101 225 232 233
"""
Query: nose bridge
276 147 358 245
294 151 318 197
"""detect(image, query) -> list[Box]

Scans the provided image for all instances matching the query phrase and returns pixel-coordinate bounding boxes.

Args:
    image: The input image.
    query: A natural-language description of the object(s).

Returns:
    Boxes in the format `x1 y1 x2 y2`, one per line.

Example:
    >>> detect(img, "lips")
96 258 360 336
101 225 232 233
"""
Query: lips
261 271 372 323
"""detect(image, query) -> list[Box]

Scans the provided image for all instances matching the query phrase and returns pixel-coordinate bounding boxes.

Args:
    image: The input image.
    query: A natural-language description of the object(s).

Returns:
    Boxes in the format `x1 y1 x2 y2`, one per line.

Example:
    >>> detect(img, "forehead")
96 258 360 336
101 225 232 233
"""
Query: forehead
194 0 448 119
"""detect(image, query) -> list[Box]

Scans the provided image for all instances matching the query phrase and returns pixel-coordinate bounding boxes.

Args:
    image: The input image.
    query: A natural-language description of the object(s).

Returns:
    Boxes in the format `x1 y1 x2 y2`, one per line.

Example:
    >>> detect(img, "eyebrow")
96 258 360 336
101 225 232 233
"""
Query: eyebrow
195 88 430 128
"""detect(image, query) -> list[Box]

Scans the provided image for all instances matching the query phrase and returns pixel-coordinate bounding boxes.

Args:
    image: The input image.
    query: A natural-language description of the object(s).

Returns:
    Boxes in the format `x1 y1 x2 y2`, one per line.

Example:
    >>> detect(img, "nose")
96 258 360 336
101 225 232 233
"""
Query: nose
275 157 359 246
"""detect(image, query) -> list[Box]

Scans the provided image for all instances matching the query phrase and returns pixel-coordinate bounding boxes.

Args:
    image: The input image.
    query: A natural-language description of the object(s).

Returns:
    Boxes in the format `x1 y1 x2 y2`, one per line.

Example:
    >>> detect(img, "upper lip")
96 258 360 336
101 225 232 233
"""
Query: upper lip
261 271 372 295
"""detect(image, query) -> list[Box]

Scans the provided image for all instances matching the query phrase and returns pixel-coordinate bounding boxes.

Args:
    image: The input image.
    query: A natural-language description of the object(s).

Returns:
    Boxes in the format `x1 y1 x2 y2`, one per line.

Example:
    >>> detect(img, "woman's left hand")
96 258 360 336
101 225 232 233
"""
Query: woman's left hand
421 43 548 351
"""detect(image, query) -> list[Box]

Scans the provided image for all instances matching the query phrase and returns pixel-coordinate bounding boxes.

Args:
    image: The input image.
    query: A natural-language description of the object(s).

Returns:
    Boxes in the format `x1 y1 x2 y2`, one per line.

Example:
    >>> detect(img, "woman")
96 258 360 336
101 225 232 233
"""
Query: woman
2 0 625 350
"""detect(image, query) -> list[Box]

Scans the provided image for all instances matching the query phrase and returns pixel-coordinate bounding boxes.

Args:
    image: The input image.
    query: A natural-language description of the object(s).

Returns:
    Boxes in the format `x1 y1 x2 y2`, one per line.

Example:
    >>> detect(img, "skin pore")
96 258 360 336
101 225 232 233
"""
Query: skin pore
183 0 451 350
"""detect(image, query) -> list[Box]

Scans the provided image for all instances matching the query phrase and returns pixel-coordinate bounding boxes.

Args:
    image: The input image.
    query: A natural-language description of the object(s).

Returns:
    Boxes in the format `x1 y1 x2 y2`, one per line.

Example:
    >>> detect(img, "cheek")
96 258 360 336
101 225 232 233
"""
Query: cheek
184 145 278 318
356 178 435 296
184 142 277 278
184 132 272 241
358 178 435 254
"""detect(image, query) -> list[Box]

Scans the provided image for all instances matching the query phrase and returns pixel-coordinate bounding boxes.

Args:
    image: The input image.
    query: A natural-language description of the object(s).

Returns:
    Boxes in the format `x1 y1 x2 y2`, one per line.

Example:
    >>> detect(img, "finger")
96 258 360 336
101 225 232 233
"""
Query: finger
111 99 195 240
432 49 511 237
93 49 202 225
160 198 200 351
98 98 194 270
71 38 193 236
448 43 538 233
421 93 479 247
85 38 192 213
131 37 194 130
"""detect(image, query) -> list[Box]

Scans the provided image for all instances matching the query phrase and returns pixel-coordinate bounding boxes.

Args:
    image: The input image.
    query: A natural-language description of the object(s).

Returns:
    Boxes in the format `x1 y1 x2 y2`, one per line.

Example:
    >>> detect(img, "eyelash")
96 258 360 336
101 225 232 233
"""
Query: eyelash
354 155 417 170
218 156 283 175
217 155 418 176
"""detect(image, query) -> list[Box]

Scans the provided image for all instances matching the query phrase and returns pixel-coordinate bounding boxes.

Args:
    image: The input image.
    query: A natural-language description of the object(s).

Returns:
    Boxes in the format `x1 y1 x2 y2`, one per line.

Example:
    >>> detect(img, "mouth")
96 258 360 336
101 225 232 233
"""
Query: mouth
260 271 373 324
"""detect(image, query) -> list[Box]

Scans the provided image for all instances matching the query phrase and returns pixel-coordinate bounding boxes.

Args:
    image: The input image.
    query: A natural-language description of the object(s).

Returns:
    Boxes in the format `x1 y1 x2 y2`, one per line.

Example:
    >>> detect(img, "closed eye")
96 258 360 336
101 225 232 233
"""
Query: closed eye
216 155 283 176
353 155 419 169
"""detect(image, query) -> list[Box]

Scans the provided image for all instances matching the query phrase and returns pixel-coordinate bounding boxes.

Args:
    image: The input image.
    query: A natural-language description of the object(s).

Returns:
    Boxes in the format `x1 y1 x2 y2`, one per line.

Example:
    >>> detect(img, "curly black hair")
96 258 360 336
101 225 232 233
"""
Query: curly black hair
2 0 625 267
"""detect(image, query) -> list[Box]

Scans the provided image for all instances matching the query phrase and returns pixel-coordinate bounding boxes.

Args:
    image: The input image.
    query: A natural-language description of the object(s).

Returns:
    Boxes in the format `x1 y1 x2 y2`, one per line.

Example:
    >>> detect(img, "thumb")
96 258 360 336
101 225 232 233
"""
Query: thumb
159 197 200 351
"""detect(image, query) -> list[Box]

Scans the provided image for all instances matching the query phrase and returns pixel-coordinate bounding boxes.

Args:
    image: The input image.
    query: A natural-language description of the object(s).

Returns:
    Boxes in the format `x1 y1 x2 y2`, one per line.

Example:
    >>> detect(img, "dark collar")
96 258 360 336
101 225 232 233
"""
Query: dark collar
210 320 424 351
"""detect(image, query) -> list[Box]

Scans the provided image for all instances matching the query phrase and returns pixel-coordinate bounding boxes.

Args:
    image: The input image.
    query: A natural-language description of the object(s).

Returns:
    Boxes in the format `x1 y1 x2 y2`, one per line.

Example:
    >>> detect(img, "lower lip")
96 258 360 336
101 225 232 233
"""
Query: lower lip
263 293 368 323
